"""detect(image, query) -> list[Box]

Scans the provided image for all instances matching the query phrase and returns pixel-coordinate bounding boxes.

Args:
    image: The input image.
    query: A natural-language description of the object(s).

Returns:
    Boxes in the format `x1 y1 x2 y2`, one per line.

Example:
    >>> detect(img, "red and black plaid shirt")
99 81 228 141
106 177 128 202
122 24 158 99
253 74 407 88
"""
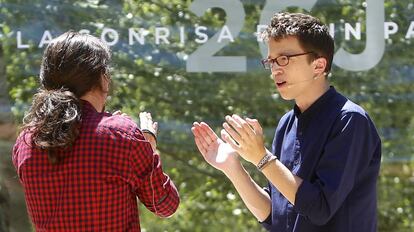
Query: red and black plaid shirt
12 101 179 231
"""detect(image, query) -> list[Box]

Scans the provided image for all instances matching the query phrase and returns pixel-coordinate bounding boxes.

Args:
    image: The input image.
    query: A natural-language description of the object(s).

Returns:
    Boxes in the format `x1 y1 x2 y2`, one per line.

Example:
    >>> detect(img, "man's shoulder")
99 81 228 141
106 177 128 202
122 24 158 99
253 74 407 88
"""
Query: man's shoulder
325 90 378 136
340 99 369 119
335 98 379 136
96 114 141 138
330 90 369 119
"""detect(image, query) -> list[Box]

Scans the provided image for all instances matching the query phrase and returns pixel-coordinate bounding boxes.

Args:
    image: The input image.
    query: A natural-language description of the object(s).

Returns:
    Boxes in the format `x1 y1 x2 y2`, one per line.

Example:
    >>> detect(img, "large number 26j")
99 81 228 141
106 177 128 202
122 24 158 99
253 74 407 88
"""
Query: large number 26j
187 0 384 73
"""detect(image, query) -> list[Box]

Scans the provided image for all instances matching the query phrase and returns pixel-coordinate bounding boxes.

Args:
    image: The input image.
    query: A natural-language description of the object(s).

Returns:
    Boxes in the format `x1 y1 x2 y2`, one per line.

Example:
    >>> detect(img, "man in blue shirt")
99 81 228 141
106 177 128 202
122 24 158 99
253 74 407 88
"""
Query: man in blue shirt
192 12 381 232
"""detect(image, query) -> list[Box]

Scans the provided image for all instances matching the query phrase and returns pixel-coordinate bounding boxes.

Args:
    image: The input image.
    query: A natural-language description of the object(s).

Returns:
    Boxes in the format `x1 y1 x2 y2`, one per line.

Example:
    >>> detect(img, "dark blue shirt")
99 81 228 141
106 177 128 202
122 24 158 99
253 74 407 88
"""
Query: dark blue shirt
261 87 381 232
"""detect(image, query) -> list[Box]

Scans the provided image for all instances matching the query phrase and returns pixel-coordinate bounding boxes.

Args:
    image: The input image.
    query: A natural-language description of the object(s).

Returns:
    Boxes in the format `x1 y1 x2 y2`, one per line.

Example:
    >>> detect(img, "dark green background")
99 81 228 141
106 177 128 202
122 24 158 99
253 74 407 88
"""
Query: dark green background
0 0 413 231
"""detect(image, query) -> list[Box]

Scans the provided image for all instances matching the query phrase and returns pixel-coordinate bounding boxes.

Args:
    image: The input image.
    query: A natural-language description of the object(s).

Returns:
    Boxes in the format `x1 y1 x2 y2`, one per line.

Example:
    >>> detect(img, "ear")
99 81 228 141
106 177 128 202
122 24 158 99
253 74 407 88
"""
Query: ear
100 74 110 93
313 57 327 76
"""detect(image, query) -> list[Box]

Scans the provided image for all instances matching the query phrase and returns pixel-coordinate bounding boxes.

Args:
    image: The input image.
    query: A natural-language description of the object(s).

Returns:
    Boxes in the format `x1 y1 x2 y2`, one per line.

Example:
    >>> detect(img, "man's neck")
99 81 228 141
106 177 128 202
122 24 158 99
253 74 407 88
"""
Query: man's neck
295 81 330 113
80 91 106 113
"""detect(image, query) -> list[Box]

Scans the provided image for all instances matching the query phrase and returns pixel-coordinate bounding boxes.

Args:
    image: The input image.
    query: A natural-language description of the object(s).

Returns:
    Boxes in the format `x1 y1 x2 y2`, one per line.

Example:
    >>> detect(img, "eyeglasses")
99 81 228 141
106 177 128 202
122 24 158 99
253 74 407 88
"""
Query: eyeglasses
261 51 315 70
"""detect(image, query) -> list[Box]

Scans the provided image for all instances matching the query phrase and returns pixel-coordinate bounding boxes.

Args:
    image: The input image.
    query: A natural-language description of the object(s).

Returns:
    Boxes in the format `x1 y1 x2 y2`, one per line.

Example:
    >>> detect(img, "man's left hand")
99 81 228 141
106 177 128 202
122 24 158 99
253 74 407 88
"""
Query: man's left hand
221 114 267 166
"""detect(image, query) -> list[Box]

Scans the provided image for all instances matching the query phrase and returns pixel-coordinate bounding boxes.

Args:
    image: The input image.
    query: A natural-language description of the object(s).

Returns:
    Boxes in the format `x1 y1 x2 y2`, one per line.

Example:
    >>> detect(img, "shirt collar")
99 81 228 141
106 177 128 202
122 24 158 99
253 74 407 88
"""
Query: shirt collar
81 100 99 114
293 86 337 120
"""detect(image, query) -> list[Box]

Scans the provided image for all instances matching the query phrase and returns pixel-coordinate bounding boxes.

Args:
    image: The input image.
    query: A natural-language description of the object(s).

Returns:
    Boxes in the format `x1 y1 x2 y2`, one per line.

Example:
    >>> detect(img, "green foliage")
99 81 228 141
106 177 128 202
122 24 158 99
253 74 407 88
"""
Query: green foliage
1 0 413 231
378 162 414 232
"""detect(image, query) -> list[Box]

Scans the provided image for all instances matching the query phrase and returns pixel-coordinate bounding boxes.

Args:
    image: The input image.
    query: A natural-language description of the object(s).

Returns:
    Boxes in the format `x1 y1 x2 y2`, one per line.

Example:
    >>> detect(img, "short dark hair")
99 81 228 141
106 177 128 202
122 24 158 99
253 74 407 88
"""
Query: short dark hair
262 12 334 73
22 31 111 163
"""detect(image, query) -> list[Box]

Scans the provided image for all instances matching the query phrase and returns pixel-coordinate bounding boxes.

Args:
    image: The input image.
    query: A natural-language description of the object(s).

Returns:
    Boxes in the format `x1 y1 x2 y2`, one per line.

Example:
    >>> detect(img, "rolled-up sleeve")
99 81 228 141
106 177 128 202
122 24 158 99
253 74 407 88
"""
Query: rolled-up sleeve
128 130 180 218
294 112 378 225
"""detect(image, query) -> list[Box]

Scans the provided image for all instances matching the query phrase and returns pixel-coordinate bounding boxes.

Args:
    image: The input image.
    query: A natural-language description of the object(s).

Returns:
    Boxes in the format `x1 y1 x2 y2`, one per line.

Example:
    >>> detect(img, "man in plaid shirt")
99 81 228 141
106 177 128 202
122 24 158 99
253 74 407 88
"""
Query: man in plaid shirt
12 31 179 231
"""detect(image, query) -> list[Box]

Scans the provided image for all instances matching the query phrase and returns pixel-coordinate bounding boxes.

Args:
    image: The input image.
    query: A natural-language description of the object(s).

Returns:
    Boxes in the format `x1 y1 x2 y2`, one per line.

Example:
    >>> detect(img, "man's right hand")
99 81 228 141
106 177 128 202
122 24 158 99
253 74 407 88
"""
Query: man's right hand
139 112 158 150
192 122 272 222
191 122 240 174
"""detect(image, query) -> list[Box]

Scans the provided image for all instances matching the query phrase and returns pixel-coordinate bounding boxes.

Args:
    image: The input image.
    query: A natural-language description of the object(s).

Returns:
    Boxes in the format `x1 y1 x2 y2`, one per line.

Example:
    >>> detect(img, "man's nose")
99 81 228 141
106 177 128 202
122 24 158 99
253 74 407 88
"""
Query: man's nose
271 66 283 76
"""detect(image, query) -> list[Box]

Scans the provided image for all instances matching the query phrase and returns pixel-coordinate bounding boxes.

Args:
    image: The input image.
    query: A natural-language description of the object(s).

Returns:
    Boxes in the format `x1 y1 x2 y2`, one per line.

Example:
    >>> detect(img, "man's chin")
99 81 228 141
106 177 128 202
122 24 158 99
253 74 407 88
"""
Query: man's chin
279 93 294 101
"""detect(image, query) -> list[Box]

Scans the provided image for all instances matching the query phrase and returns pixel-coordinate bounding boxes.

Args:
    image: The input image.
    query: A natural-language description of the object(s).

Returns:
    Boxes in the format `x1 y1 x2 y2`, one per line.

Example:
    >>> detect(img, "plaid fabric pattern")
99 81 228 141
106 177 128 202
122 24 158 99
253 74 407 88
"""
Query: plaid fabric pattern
12 101 179 231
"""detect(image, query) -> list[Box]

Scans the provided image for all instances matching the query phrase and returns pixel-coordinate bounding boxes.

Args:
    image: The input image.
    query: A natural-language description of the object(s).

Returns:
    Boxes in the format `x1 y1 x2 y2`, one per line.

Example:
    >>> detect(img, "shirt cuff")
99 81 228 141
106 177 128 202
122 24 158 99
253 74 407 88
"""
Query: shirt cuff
259 213 272 231
150 176 180 218
293 179 320 217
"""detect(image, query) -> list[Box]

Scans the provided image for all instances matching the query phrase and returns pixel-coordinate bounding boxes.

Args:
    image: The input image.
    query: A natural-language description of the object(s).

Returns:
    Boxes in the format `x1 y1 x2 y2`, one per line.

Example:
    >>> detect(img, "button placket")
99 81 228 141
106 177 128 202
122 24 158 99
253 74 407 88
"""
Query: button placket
293 133 301 168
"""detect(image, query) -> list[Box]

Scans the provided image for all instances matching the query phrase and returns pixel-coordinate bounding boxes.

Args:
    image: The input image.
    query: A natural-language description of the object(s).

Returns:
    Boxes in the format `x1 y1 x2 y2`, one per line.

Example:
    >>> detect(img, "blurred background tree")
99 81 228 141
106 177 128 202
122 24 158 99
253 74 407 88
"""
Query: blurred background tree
0 0 413 231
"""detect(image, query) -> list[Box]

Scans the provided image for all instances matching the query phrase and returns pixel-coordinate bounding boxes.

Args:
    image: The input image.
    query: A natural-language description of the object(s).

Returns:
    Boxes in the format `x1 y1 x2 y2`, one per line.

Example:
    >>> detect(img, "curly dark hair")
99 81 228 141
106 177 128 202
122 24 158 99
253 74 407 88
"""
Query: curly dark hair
22 31 111 164
262 12 334 73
